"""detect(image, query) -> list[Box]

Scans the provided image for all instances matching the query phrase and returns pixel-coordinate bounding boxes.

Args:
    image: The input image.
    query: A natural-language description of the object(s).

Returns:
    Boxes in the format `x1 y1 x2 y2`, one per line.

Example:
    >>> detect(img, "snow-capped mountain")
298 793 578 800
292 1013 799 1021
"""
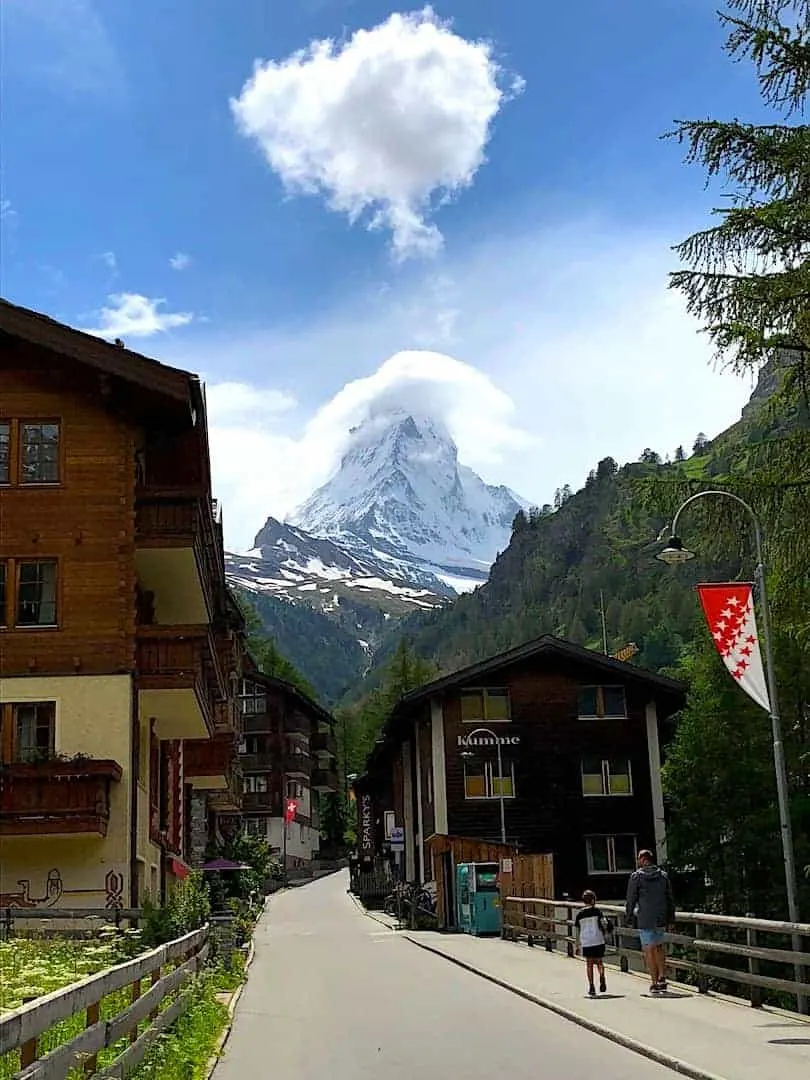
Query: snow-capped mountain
225 410 526 626
290 411 526 589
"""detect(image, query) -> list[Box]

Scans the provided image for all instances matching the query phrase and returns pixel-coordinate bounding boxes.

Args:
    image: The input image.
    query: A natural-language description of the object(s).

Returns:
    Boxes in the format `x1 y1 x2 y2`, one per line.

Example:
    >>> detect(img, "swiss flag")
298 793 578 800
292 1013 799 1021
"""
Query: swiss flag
696 583 771 712
284 798 297 824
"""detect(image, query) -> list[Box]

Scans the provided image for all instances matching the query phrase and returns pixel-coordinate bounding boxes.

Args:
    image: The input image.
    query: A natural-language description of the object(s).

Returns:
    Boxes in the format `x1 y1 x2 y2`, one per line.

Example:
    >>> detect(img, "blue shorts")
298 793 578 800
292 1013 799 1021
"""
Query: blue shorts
639 929 666 947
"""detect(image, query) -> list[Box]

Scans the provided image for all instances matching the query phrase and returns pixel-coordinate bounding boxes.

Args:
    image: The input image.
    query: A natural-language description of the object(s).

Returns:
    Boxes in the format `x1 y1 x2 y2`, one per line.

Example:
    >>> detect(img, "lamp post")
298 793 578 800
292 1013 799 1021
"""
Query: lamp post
460 726 507 844
657 490 801 927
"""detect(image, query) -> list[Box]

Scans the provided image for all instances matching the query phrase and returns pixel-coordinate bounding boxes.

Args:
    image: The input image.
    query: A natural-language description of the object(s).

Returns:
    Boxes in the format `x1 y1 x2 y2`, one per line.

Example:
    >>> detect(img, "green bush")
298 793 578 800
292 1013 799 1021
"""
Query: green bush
141 871 211 947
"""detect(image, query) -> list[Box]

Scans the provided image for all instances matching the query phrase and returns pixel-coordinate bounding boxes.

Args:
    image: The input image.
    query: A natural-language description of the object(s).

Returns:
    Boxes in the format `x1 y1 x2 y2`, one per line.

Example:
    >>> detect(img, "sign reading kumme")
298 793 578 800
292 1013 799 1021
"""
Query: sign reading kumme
457 733 521 748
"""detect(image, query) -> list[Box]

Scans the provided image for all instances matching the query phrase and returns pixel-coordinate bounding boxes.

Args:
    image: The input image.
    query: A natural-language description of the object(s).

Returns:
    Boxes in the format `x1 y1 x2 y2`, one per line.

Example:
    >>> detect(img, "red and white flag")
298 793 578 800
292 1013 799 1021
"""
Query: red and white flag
284 798 297 824
696 583 771 712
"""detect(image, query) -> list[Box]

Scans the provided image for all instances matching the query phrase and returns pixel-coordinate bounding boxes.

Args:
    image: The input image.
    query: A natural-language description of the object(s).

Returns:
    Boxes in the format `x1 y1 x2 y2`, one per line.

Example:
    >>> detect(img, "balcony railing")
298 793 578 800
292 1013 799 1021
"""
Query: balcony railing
136 627 217 736
0 758 123 836
135 495 217 618
184 734 238 778
284 754 312 777
310 768 339 792
240 751 277 773
311 730 338 756
241 790 280 813
284 710 311 736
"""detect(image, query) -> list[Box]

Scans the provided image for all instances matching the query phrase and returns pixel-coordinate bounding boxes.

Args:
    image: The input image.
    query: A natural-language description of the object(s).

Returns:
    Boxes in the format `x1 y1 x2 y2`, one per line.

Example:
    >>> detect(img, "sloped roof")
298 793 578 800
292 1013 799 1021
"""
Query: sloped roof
0 297 196 406
394 634 685 714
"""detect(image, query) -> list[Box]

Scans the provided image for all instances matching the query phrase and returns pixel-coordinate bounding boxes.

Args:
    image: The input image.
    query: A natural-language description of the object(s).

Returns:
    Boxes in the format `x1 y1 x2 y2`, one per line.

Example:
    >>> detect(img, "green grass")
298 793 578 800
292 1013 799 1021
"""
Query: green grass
0 935 246 1080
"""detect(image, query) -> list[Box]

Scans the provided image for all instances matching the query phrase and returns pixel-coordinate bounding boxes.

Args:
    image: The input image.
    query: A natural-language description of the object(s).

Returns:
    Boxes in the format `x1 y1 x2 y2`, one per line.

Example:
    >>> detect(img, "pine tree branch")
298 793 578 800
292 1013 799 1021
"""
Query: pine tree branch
722 7 810 114
664 120 810 198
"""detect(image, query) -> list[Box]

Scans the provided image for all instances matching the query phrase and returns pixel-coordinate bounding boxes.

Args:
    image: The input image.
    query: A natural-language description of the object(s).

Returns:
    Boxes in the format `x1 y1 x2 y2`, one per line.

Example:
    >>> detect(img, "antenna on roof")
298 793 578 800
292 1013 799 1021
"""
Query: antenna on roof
114 338 125 347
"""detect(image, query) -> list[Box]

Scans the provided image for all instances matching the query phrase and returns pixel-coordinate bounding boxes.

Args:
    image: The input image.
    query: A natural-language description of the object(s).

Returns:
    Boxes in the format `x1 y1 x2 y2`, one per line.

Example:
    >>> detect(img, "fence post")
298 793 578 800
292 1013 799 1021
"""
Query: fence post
129 977 142 1044
149 966 162 1022
83 1000 101 1076
695 921 709 994
20 996 38 1067
565 897 574 959
744 915 763 1008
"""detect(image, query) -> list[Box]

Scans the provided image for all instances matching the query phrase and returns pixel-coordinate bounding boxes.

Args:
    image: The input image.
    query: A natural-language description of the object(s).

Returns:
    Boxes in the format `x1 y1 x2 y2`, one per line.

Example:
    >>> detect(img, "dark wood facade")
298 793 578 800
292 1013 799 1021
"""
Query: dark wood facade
356 636 685 900
238 665 338 866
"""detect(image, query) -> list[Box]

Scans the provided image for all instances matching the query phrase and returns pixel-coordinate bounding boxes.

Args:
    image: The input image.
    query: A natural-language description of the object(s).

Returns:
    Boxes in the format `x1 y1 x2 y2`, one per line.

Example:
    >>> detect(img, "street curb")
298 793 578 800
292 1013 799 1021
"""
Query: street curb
403 936 730 1080
348 890 401 931
205 933 258 1078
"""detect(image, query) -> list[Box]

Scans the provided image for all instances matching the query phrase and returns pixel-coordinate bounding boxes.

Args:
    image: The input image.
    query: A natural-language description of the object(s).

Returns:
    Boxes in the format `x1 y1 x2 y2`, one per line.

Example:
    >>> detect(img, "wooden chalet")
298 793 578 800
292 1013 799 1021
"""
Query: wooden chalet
0 298 247 910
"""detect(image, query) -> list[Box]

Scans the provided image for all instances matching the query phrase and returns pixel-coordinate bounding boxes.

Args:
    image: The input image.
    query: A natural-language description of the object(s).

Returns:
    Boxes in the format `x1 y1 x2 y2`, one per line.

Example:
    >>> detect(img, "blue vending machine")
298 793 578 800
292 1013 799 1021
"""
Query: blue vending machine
456 862 502 936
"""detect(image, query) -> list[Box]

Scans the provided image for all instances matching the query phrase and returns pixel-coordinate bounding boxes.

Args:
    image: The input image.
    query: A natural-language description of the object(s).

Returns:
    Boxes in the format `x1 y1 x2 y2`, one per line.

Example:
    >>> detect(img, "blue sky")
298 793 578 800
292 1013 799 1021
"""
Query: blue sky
1 1 767 549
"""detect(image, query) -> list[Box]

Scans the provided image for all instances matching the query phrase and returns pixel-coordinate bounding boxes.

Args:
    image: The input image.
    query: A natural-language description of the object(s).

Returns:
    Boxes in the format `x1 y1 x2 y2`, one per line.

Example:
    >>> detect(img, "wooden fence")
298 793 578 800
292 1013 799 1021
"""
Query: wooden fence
503 896 810 1015
0 925 209 1079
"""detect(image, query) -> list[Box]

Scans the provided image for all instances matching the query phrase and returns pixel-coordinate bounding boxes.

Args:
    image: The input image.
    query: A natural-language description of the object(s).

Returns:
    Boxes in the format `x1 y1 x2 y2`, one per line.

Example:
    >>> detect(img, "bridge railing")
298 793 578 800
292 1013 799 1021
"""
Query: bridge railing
502 896 810 1014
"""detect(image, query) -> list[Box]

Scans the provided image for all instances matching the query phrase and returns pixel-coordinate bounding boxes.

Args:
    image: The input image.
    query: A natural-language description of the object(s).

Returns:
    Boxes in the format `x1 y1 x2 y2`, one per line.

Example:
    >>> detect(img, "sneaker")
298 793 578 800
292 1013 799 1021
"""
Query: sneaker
649 983 660 995
656 979 668 993
588 986 596 997
599 977 607 993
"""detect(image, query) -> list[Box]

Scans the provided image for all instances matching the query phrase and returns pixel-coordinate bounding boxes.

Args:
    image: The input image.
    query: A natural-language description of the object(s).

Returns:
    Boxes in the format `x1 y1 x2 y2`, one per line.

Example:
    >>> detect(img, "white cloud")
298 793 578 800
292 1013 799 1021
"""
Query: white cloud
81 293 194 340
0 199 15 220
100 251 117 270
206 351 529 551
163 213 754 552
231 7 520 259
170 252 193 271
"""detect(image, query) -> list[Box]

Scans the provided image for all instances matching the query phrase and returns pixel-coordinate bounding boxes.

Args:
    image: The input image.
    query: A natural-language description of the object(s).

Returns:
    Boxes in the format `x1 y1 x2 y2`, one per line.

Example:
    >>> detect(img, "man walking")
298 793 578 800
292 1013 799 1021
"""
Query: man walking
625 849 675 994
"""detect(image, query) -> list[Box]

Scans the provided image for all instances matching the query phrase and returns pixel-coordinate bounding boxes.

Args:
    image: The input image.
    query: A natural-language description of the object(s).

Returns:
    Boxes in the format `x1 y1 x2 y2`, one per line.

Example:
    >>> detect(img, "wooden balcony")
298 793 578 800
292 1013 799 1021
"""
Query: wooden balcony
184 733 237 786
241 790 280 813
240 750 277 773
135 494 218 626
284 753 312 778
0 758 123 836
136 627 216 739
284 710 311 736
311 768 339 792
311 730 337 756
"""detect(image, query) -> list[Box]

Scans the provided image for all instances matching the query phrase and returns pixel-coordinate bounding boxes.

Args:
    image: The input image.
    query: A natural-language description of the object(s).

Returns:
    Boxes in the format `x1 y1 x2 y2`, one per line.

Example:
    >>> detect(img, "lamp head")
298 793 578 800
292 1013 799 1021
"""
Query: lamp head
656 535 696 566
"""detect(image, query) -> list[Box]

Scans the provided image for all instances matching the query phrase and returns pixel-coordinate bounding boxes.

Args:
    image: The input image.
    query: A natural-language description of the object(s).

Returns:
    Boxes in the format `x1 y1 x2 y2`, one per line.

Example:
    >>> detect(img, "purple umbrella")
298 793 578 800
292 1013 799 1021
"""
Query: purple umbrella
202 858 252 871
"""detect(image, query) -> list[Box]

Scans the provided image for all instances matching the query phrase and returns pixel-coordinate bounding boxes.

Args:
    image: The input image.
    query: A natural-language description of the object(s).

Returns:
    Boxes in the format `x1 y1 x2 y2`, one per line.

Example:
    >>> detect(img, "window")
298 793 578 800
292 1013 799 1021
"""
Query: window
578 685 627 718
243 734 268 755
426 767 433 804
460 687 511 723
384 810 396 839
0 422 9 484
581 757 633 796
20 422 60 484
287 780 305 800
0 562 6 626
240 681 267 714
243 774 269 793
13 702 56 762
245 818 268 839
585 835 637 875
16 561 58 626
463 757 516 799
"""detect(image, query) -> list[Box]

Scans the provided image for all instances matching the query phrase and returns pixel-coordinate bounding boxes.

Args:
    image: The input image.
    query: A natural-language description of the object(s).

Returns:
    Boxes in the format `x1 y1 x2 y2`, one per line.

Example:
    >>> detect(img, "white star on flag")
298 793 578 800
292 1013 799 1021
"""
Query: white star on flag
696 583 771 712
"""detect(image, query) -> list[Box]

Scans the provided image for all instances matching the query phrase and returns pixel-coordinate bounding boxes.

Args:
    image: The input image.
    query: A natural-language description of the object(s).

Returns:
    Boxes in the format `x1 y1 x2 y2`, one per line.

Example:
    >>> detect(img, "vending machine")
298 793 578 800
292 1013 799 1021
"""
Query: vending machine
455 862 502 936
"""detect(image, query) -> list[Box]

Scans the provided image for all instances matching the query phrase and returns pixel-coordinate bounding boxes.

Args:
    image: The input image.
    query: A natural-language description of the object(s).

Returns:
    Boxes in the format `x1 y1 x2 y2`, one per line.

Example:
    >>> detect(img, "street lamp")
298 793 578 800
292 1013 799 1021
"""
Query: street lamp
460 726 507 844
656 490 801 927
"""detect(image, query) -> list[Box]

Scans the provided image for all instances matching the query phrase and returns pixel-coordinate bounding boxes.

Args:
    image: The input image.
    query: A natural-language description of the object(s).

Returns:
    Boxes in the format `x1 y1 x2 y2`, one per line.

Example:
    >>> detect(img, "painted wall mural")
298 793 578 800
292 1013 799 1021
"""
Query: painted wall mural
0 868 125 909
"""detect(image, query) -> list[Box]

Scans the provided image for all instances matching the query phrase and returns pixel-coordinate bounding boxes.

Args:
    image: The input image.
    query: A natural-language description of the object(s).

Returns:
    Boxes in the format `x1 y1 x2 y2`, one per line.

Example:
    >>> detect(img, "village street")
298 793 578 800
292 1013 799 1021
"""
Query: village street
213 871 676 1079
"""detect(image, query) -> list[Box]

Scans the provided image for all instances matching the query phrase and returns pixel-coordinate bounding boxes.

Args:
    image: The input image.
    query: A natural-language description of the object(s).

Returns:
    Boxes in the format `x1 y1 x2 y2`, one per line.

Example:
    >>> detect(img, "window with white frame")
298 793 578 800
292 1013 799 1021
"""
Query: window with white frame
577 685 627 718
245 818 268 838
243 774 269 793
581 757 633 796
240 681 267 715
585 834 637 875
463 757 516 799
384 810 396 839
460 687 511 723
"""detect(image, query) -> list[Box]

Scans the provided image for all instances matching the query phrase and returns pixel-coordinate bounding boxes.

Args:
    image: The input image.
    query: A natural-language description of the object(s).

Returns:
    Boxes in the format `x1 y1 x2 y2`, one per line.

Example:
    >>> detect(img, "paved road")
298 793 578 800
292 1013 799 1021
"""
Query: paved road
214 872 677 1079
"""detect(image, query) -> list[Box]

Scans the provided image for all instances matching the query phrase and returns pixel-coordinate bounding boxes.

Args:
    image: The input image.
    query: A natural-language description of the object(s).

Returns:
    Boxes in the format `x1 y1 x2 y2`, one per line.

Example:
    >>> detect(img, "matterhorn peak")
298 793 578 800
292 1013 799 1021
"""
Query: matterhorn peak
288 410 526 586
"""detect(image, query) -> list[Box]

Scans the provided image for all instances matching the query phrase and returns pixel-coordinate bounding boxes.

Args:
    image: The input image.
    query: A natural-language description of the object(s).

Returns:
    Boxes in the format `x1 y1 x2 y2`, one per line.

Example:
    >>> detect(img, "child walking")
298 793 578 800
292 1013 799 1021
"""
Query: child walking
575 890 609 997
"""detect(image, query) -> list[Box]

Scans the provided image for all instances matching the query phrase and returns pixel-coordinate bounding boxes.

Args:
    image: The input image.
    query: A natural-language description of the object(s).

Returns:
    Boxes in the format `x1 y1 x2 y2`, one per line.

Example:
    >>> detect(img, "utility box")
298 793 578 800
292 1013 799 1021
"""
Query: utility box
456 862 502 936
